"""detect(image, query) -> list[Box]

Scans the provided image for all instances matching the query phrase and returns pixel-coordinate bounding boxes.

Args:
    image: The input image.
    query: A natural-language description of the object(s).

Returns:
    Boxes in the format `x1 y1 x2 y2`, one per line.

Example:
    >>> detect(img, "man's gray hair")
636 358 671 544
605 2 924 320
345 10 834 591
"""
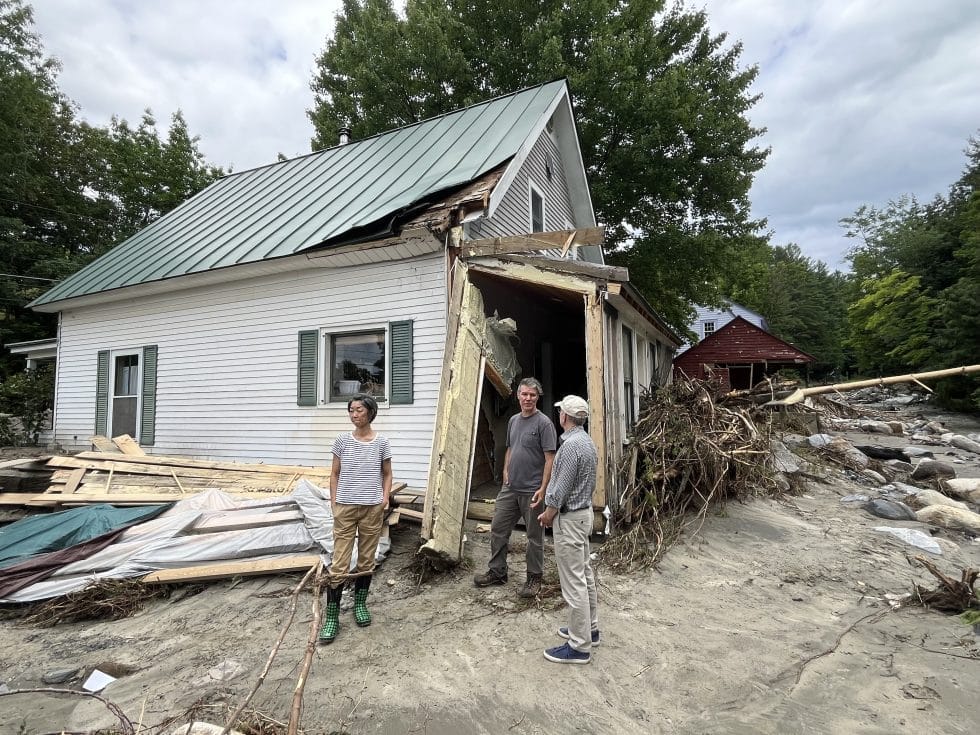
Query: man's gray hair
566 413 587 427
518 377 543 396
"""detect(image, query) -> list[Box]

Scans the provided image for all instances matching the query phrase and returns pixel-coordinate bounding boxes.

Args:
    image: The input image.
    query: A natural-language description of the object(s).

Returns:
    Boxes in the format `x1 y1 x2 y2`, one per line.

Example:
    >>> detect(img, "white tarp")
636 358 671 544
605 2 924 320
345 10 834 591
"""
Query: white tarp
1 480 390 602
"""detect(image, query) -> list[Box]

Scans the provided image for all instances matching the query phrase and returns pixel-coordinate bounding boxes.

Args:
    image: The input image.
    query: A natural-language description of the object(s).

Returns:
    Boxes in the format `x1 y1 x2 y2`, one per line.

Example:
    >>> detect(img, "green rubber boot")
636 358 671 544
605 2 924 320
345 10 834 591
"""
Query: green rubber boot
318 586 343 644
353 575 372 627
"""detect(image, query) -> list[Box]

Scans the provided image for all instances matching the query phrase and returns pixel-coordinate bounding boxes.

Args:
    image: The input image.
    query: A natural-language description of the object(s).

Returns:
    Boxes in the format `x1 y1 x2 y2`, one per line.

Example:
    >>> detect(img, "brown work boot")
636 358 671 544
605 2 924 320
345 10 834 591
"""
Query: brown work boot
518 574 542 598
474 570 507 587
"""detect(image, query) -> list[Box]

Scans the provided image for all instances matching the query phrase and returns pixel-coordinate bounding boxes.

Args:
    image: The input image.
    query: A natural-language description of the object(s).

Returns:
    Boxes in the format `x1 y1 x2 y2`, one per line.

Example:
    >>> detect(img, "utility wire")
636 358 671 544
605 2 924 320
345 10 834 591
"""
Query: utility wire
0 273 59 282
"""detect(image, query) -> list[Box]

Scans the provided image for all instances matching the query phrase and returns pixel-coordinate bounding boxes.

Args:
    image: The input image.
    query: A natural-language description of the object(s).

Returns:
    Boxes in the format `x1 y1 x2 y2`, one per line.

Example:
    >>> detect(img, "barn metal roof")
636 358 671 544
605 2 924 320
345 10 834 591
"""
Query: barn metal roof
32 80 568 307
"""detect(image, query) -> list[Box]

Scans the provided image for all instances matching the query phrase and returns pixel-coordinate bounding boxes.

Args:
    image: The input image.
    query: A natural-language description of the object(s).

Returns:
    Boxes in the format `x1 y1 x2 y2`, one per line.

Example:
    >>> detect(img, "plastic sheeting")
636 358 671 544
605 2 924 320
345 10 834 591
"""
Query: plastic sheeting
0 503 170 569
1 479 390 603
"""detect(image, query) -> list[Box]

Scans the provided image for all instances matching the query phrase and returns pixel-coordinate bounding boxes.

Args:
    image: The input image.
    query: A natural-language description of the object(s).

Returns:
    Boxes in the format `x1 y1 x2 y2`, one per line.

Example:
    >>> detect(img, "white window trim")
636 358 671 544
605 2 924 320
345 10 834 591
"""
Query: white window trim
528 179 546 233
108 348 141 439
318 323 390 405
702 321 716 339
621 326 636 435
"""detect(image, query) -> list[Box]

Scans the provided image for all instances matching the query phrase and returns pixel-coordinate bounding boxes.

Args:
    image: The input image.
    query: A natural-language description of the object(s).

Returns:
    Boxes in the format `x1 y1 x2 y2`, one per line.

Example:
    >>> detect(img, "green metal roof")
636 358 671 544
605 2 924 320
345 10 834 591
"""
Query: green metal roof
32 80 568 307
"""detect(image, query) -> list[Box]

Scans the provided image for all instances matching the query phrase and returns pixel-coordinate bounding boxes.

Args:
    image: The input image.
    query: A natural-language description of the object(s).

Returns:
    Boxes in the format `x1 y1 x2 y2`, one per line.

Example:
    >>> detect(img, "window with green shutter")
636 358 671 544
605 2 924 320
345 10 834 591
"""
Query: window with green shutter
140 345 158 446
389 320 414 404
297 330 318 406
95 350 110 435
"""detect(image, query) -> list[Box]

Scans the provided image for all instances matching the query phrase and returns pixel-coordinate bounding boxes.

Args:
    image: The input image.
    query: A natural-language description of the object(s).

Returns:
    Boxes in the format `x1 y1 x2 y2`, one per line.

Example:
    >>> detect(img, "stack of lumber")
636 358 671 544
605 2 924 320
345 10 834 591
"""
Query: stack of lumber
0 435 337 508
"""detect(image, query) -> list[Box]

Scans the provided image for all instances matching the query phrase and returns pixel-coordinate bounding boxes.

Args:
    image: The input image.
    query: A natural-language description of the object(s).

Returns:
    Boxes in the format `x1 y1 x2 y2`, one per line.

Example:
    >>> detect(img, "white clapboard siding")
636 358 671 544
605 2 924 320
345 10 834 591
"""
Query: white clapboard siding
470 131 575 241
53 251 447 489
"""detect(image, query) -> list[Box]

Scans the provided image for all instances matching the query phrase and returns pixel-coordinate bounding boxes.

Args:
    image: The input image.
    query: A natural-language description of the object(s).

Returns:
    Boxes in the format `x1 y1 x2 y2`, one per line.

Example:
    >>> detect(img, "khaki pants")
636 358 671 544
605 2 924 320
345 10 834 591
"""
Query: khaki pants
329 503 384 585
554 508 598 652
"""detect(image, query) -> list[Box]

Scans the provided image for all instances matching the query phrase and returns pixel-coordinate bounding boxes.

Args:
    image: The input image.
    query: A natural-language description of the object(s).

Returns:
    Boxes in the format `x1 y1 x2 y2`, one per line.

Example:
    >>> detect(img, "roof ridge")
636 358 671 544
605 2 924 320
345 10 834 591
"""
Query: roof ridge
223 78 569 179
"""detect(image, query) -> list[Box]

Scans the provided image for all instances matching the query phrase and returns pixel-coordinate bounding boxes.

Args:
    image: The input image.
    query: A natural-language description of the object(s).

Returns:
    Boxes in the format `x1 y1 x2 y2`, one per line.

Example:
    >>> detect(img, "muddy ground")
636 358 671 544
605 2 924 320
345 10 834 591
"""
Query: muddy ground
0 407 978 735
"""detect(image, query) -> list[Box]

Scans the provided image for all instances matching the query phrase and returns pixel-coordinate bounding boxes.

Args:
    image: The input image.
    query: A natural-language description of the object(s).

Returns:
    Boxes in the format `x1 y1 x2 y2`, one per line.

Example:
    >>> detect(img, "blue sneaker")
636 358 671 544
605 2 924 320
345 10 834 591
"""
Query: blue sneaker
543 642 591 664
558 627 601 647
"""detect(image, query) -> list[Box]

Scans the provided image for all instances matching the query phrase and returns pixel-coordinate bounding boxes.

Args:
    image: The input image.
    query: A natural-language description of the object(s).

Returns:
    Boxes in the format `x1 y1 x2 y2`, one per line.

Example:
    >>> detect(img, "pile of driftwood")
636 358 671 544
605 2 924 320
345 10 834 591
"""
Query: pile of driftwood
605 375 779 571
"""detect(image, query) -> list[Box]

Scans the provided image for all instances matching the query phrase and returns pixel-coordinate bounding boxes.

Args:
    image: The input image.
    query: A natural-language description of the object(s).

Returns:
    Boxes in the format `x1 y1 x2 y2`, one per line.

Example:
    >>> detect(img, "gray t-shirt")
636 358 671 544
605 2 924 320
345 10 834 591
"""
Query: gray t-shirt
505 410 558 493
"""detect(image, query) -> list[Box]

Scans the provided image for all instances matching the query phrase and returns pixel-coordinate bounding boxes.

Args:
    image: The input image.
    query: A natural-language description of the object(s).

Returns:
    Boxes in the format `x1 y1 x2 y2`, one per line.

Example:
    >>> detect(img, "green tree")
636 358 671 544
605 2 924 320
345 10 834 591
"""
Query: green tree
0 0 222 378
846 270 939 376
309 0 768 330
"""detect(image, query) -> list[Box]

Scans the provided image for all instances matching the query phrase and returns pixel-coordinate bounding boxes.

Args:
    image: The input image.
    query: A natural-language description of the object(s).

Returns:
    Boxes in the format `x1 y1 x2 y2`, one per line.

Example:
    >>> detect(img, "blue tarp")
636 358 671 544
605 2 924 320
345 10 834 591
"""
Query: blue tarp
0 503 170 569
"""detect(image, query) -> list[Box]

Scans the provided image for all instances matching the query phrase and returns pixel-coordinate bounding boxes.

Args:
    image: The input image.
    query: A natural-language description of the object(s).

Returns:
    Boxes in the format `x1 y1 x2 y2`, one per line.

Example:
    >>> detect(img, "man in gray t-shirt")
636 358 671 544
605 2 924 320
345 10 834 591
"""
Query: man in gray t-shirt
474 377 557 598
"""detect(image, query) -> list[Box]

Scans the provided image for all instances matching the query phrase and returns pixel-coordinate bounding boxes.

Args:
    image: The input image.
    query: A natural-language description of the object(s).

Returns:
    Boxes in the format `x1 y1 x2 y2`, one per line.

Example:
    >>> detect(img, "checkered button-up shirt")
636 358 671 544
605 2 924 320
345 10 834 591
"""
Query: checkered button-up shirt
544 426 598 512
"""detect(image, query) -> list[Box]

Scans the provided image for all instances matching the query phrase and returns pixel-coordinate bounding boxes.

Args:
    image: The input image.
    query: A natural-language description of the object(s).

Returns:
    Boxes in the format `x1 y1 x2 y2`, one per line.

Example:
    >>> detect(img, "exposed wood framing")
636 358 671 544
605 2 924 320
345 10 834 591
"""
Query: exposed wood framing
467 259 597 294
584 290 607 508
420 276 487 564
458 226 605 258
421 261 468 534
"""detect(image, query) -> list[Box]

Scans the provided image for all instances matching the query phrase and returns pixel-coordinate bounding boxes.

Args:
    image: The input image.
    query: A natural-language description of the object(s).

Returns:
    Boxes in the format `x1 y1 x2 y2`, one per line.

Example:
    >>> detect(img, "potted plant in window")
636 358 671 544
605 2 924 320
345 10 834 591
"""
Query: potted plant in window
338 360 361 395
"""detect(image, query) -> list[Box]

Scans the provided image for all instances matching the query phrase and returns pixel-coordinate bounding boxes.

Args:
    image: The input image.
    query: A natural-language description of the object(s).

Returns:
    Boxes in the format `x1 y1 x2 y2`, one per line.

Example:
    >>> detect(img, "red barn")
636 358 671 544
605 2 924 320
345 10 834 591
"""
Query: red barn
673 316 815 390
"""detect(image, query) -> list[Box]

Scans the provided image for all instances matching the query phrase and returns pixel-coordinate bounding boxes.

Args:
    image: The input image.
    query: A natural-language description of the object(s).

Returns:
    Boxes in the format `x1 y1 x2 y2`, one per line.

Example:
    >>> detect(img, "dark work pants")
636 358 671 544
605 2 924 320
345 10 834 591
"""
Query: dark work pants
487 486 544 578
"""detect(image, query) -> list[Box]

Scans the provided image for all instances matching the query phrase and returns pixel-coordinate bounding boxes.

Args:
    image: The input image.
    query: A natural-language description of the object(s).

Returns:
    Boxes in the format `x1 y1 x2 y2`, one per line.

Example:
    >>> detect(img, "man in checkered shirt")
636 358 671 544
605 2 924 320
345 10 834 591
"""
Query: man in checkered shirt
537 395 600 664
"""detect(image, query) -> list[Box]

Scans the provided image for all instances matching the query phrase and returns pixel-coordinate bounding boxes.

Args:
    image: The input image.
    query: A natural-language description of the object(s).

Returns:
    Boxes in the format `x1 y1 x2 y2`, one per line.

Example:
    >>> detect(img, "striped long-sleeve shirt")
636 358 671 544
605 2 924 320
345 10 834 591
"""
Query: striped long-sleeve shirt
332 432 392 505
543 426 598 512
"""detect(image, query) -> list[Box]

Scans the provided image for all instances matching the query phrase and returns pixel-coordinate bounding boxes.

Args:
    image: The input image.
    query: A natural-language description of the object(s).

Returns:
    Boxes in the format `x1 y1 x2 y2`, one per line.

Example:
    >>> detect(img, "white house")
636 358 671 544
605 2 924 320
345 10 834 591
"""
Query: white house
30 80 680 562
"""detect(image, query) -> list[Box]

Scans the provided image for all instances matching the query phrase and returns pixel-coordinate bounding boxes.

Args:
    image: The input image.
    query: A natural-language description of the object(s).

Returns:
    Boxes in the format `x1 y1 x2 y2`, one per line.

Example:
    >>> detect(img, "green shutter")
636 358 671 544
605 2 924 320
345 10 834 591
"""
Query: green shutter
140 345 158 446
95 350 110 435
297 330 318 406
389 320 414 404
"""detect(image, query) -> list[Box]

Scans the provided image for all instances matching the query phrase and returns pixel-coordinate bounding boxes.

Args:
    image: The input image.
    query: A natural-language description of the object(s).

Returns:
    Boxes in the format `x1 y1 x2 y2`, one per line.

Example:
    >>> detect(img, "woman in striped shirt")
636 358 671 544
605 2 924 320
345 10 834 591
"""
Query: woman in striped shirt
319 394 393 644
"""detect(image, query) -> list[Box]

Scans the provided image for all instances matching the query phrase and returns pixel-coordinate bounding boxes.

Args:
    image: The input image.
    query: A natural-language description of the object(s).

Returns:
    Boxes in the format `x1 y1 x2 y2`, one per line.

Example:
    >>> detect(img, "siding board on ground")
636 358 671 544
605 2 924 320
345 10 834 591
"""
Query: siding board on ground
53 252 446 488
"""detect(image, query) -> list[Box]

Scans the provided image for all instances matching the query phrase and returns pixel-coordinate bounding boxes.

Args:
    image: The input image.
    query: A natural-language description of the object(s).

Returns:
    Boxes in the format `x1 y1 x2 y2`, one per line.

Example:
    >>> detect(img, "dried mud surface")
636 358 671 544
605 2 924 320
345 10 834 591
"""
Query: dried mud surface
1 411 979 734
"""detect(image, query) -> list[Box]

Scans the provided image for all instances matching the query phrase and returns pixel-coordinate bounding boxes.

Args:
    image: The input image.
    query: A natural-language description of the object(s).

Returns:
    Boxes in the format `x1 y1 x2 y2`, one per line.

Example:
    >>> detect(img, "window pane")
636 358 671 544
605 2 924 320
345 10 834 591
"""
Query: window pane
331 331 385 399
531 189 544 232
114 355 139 396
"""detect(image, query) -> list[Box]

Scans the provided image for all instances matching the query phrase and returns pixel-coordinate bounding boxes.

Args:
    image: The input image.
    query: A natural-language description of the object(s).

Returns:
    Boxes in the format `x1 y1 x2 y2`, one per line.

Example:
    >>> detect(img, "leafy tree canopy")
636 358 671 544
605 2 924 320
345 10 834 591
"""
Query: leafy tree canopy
0 0 222 377
308 0 769 330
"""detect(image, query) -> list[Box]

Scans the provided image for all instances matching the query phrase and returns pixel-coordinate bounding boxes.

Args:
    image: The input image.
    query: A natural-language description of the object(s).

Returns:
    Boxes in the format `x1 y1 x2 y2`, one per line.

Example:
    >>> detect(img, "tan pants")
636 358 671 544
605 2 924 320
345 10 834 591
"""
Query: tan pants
329 503 384 585
554 508 599 652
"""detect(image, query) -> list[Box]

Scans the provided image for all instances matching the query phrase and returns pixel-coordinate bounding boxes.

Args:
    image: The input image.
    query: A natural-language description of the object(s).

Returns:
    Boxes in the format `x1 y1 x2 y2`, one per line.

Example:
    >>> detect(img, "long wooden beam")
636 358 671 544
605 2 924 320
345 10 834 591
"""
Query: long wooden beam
769 364 980 405
458 226 605 257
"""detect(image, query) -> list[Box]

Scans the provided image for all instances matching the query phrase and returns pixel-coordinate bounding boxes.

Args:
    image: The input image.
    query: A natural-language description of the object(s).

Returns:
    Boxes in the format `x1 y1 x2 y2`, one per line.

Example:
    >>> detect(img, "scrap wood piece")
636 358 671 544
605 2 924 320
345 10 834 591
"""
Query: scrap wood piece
142 554 322 583
24 490 281 507
72 451 333 477
111 434 146 456
913 555 979 613
62 467 86 494
88 435 122 453
190 509 304 533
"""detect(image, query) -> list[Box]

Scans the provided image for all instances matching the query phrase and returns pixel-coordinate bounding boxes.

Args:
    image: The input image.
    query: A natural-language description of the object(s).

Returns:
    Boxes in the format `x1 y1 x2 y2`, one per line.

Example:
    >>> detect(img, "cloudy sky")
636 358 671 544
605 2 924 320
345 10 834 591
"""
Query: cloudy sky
29 0 980 271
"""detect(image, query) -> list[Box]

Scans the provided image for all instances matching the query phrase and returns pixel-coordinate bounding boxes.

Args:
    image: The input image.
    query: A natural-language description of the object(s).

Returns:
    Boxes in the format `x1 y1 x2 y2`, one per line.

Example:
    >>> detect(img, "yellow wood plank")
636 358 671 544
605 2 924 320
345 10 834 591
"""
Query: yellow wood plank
190 509 303 533
112 434 146 455
72 452 332 476
88 435 121 453
142 554 321 583
584 290 607 507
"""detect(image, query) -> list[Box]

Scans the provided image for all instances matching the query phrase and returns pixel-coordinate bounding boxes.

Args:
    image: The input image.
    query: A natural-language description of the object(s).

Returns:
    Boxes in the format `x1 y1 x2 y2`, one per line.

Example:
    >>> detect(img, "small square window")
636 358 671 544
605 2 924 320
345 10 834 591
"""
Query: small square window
328 330 386 401
702 321 715 338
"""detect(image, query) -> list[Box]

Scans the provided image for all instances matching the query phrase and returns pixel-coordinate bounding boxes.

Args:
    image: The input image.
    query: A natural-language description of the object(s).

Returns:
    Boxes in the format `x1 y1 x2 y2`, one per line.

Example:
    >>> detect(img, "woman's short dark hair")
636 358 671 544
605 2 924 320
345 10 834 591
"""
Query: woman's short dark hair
348 394 378 422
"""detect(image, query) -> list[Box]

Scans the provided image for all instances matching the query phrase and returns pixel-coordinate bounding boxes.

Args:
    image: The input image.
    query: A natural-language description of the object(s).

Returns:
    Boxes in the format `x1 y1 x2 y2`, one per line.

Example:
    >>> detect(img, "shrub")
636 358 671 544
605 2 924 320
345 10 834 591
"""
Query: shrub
0 364 55 446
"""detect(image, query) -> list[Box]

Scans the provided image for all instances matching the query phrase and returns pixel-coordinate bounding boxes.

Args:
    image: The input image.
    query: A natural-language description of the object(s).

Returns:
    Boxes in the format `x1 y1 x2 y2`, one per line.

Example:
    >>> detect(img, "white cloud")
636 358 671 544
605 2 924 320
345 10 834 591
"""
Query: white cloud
700 0 980 270
29 1 980 271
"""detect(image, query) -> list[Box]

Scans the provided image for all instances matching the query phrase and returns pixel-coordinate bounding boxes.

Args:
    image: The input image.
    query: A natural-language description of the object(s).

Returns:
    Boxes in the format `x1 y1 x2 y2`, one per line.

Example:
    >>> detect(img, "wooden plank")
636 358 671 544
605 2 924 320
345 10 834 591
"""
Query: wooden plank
459 226 605 257
191 509 303 533
47 455 329 481
0 457 52 470
24 490 282 506
397 508 424 522
0 493 44 505
88 435 121 453
112 434 147 455
584 290 607 508
71 452 332 477
142 554 321 584
61 468 87 494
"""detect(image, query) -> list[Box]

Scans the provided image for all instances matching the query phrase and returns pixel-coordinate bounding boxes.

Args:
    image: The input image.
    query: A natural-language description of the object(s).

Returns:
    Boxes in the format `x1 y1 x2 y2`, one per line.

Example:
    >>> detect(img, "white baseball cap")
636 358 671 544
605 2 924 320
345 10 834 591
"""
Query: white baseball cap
555 395 589 418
